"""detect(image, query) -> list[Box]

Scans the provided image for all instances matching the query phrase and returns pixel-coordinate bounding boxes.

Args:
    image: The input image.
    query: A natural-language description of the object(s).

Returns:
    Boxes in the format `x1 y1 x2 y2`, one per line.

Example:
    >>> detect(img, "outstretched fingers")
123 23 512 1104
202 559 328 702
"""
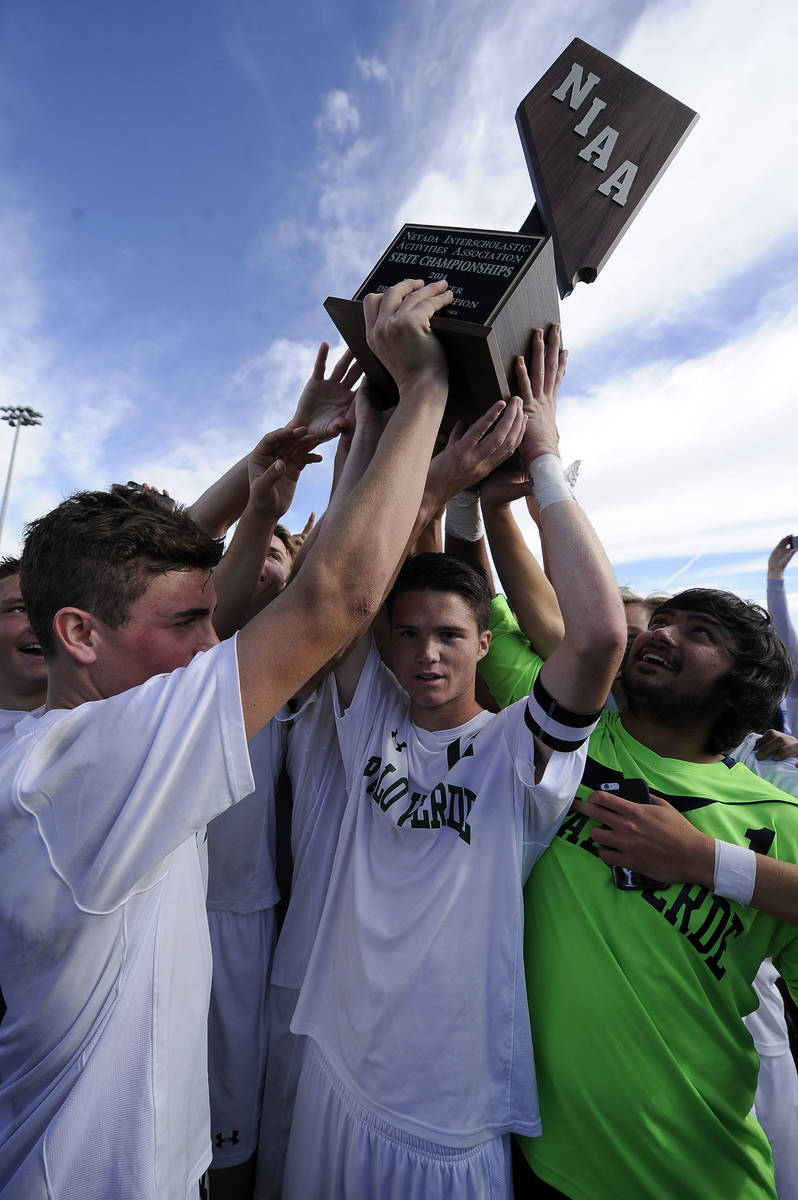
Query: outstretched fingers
311 342 330 380
327 346 357 385
362 278 425 326
522 325 567 404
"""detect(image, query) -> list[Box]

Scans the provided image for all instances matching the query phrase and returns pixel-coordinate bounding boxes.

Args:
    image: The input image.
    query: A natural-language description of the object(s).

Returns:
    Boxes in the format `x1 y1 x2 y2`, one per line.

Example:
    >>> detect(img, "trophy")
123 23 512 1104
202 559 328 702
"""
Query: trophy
325 38 698 426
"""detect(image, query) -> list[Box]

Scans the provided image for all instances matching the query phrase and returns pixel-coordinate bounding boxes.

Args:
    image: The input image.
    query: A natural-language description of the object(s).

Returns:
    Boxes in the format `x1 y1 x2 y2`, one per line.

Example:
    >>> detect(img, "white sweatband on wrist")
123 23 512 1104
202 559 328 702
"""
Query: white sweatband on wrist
713 839 756 906
445 491 484 542
527 453 574 511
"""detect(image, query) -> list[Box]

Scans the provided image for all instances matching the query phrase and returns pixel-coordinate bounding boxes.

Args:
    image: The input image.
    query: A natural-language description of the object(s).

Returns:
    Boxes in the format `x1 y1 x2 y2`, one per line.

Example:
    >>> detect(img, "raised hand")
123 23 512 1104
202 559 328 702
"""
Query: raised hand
768 535 797 580
247 426 322 518
479 462 535 512
363 279 453 395
517 324 567 466
291 344 364 441
424 397 525 511
294 512 316 544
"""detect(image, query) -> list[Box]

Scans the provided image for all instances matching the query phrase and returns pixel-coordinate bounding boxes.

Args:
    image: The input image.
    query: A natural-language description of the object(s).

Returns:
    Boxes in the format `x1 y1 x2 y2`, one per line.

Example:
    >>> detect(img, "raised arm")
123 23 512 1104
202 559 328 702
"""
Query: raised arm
236 279 453 737
186 344 361 539
519 327 625 712
288 343 363 441
187 455 251 539
429 399 527 585
329 386 398 705
211 427 321 640
479 466 564 659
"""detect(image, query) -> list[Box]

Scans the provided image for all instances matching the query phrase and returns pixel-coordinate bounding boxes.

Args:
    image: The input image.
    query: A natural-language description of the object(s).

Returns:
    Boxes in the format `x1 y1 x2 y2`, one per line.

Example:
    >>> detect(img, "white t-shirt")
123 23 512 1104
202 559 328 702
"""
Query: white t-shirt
291 643 595 1147
732 733 798 1056
0 707 32 751
0 637 254 1200
270 675 348 989
206 718 286 915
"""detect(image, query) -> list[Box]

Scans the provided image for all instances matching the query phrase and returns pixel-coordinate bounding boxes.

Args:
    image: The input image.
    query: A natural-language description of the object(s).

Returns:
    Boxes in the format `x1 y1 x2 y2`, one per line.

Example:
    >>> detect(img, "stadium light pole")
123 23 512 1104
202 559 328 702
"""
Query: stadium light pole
0 406 43 550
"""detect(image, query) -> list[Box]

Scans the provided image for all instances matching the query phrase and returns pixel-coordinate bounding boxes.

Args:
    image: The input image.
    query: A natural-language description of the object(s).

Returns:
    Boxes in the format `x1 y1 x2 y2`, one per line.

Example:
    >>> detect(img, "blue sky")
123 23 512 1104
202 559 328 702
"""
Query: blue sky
1 0 797 618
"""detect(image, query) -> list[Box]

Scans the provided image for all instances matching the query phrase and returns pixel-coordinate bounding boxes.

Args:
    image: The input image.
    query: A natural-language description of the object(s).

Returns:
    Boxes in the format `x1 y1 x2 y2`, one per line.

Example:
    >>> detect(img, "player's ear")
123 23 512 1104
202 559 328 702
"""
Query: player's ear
52 608 100 665
476 630 491 662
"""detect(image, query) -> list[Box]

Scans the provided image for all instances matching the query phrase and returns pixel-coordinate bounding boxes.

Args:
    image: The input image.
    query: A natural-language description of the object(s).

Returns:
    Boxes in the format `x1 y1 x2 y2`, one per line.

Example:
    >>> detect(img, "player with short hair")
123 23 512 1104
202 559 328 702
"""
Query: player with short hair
0 277 456 1200
282 325 626 1200
479 584 798 1199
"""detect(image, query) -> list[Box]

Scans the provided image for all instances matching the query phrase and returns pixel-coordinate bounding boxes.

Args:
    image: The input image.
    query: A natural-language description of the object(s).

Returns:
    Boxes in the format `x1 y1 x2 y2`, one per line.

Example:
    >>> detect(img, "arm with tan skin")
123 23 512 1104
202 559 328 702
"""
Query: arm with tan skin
235 279 453 738
285 383 368 581
519 327 625 713
211 428 322 640
333 394 527 707
577 788 798 926
412 510 444 555
427 400 529 581
186 458 252 539
443 527 495 588
479 464 564 659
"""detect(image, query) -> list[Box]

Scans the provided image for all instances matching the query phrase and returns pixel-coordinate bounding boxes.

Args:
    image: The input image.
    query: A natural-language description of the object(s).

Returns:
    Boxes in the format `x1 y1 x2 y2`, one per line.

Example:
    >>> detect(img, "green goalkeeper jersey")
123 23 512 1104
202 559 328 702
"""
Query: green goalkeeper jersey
480 595 798 1199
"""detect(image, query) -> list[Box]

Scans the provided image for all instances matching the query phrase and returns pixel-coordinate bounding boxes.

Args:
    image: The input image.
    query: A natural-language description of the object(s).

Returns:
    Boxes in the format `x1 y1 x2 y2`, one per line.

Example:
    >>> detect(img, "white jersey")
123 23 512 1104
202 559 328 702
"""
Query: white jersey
255 677 347 1200
731 732 798 1198
270 674 347 989
0 707 32 751
291 643 597 1147
206 717 286 914
0 637 253 1200
732 733 798 1052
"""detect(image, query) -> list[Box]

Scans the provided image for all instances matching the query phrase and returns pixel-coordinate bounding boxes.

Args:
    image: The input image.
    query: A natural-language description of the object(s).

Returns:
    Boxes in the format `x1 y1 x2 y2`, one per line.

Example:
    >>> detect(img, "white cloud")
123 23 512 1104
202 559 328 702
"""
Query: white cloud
316 90 361 137
290 0 798 593
356 54 389 84
509 298 798 569
302 0 798 352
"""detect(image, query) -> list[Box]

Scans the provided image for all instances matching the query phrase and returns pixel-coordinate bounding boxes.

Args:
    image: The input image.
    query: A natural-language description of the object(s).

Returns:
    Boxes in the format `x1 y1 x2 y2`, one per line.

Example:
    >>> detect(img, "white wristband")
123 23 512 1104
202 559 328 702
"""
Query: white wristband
713 839 756 906
445 491 484 542
527 453 574 511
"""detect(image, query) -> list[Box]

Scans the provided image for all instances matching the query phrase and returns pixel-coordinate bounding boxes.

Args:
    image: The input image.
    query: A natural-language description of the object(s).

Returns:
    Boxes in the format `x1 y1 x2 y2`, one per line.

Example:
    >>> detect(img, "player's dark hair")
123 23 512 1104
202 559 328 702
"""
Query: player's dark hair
650 588 794 753
387 553 492 633
109 481 178 512
0 555 21 583
20 488 223 658
275 522 298 563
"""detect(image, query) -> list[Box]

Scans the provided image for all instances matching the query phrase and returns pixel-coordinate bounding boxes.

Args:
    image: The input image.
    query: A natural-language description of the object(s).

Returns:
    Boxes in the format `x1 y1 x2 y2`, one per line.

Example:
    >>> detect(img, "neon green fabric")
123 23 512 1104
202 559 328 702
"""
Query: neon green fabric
481 596 798 1199
478 593 540 707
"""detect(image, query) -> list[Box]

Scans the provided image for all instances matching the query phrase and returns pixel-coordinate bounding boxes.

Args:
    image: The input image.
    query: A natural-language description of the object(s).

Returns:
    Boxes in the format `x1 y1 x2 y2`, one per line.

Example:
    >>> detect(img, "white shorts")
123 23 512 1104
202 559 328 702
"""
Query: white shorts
254 984 306 1200
282 1041 513 1200
207 907 277 1167
754 1048 798 1200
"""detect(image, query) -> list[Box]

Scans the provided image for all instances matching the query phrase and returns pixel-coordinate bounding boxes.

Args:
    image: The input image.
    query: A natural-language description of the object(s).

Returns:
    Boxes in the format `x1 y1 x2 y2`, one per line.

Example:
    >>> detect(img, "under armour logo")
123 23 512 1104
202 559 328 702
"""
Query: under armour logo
391 729 406 752
215 1130 240 1148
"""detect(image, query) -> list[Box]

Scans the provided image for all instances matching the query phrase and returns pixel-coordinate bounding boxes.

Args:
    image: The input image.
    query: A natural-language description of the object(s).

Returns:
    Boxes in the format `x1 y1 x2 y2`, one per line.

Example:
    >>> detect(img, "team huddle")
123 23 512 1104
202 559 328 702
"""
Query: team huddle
1 279 798 1200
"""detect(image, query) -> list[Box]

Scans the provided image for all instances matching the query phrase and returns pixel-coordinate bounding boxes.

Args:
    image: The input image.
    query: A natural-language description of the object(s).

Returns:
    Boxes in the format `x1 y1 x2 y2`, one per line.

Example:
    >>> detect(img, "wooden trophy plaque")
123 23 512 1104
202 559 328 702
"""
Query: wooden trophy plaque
325 38 697 420
516 38 698 297
325 224 560 430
